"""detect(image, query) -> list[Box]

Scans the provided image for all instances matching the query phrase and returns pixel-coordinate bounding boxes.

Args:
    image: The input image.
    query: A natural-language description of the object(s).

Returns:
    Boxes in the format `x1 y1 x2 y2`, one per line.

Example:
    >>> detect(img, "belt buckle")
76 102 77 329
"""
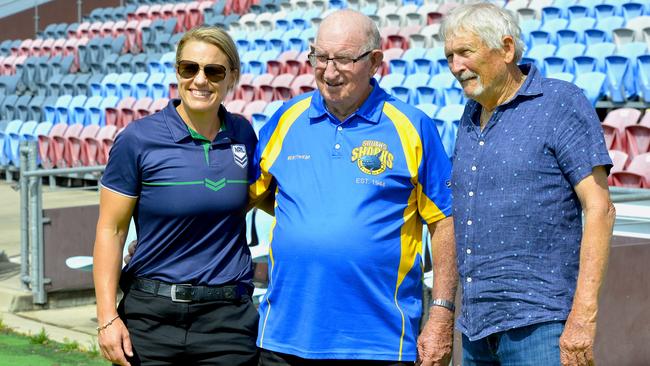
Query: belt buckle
170 284 192 303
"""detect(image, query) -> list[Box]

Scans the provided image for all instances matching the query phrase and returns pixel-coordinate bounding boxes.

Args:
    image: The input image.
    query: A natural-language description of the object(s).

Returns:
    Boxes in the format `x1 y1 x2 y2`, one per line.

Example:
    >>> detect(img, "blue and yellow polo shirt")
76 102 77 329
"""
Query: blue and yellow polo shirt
250 79 452 361
102 99 257 286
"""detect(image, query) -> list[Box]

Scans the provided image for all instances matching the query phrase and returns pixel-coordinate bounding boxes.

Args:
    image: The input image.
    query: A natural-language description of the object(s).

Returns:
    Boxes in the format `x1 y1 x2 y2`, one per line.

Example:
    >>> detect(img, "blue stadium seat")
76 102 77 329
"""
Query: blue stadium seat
527 44 557 70
67 95 88 124
541 6 564 24
15 95 31 122
529 30 552 48
74 73 92 96
117 53 134 73
132 53 148 73
415 103 439 119
9 120 37 167
427 72 456 106
116 72 134 98
392 72 430 104
379 73 404 92
0 75 19 95
101 53 120 74
0 119 21 165
160 52 175 74
434 104 465 158
131 72 152 99
27 95 45 121
547 72 576 82
574 71 607 105
585 42 617 71
1 94 18 120
621 2 645 21
595 16 625 38
594 4 617 20
84 96 104 126
637 54 650 102
53 94 73 124
541 18 569 43
616 41 648 60
148 73 167 99
604 55 636 102
103 72 121 97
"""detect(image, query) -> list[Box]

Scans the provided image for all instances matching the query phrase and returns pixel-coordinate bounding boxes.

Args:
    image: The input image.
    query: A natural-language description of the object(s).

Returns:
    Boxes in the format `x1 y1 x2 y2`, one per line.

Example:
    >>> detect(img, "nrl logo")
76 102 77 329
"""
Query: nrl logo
350 140 394 175
231 144 247 168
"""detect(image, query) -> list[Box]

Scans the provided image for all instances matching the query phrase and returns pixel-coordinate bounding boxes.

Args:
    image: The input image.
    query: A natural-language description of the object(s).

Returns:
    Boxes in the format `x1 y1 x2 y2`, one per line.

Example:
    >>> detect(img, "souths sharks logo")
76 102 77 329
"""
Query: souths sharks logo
231 144 247 168
350 140 394 175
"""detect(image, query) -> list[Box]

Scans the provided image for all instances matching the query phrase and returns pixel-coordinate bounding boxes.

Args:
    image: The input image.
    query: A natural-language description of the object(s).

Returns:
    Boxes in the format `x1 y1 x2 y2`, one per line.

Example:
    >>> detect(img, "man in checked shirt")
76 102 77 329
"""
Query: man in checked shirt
442 3 615 366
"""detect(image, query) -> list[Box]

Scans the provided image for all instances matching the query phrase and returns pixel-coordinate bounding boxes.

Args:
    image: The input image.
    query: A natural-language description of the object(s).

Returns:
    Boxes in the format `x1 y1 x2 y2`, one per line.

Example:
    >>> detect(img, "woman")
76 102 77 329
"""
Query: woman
93 26 258 366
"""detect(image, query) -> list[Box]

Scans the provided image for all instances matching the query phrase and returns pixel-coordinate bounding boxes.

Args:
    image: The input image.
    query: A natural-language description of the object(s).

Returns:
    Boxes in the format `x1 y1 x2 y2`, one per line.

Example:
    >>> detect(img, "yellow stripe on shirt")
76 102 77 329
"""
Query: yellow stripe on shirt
249 97 311 203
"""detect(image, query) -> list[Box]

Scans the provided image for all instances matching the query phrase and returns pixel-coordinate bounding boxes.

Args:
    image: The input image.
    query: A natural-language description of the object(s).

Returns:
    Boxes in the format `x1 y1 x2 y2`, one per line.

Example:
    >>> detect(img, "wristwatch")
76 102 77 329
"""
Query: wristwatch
430 298 455 312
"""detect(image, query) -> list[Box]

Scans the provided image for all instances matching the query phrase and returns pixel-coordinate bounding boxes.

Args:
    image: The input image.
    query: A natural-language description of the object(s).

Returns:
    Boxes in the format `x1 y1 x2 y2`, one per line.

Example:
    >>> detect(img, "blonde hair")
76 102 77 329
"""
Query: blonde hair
175 26 241 88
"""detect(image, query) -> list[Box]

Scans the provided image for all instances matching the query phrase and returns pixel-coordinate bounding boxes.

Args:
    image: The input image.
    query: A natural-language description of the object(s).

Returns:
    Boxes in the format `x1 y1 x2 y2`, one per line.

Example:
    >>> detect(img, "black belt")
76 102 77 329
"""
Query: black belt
130 277 250 303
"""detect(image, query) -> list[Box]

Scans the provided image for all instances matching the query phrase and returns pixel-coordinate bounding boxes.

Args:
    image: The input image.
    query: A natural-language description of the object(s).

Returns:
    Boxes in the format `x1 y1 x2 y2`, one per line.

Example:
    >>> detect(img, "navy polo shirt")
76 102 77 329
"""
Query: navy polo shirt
102 99 257 286
452 64 612 340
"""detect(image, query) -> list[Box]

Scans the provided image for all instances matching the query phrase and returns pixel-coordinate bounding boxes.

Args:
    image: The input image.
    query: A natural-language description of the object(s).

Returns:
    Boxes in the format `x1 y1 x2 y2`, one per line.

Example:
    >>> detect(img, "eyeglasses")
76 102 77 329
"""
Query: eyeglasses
307 50 373 70
176 60 228 83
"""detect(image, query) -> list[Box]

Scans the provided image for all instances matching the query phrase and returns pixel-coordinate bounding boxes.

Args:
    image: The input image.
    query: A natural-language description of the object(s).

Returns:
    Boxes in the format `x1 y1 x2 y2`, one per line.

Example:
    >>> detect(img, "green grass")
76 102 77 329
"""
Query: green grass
0 326 109 366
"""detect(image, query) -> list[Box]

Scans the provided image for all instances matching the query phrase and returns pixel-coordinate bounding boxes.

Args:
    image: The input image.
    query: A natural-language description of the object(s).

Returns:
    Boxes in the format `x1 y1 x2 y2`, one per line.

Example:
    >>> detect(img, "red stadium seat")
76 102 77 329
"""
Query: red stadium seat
39 123 67 169
225 99 247 114
608 149 629 185
602 108 642 151
272 73 296 101
624 112 650 157
83 125 117 166
133 97 153 120
242 100 268 121
611 152 650 188
66 124 100 167
55 124 83 168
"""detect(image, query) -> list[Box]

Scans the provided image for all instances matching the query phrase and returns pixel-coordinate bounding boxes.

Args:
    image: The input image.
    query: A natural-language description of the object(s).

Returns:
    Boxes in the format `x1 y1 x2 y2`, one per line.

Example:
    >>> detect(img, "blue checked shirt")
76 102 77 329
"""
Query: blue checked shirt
451 64 612 341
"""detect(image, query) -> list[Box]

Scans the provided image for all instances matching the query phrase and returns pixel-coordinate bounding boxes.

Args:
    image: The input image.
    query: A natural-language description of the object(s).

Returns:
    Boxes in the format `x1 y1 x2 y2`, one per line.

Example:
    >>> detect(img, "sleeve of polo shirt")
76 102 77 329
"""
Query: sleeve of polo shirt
417 116 453 224
249 111 279 204
100 127 141 198
553 90 613 187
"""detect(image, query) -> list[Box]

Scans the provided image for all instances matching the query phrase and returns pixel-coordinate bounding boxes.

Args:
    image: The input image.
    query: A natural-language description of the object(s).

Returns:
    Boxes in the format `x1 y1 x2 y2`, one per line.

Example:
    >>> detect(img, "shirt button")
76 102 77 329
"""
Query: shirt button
471 166 477 171
337 126 343 131
334 143 341 149
467 220 472 225
468 191 474 197
466 249 472 254
479 141 485 146
466 277 472 283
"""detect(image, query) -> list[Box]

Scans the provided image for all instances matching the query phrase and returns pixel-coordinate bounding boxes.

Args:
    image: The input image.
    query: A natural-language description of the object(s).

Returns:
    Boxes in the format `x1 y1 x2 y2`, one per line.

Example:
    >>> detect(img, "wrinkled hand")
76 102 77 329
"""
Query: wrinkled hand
123 240 137 266
559 311 597 366
417 307 454 366
98 317 133 366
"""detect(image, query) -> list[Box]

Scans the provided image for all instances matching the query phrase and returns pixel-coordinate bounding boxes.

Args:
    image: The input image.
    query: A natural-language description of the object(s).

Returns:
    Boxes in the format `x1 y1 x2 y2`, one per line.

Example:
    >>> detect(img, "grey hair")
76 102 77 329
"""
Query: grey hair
317 9 381 53
440 3 526 62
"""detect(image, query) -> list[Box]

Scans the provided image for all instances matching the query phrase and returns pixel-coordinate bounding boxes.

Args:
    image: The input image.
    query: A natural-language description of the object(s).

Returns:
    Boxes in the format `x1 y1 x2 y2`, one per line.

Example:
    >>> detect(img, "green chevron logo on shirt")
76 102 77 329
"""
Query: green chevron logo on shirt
204 178 226 192
142 178 249 192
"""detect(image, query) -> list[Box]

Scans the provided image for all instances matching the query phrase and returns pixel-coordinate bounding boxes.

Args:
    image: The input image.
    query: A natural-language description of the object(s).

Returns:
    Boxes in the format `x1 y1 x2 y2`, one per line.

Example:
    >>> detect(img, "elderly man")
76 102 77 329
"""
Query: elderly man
250 9 457 366
441 3 615 366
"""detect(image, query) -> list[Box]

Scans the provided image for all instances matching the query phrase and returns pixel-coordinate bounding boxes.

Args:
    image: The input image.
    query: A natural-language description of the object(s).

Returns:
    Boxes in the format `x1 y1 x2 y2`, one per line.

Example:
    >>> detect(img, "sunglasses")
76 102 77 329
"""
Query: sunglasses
176 60 228 83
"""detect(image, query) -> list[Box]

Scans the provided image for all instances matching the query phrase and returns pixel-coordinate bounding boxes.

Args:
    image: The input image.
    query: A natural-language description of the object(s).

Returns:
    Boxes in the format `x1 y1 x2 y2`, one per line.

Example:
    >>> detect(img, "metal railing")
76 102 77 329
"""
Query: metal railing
18 140 104 304
14 141 650 304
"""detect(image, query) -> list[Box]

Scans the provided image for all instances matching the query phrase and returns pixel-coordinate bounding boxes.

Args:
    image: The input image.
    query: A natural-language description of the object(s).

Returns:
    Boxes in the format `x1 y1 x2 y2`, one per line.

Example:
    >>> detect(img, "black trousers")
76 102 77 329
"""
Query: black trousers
259 349 414 366
117 287 259 366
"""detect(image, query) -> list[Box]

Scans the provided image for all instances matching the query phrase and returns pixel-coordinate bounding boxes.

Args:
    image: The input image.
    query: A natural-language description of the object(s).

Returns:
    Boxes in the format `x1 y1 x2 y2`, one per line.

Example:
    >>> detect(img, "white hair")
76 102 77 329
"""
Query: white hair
440 3 526 62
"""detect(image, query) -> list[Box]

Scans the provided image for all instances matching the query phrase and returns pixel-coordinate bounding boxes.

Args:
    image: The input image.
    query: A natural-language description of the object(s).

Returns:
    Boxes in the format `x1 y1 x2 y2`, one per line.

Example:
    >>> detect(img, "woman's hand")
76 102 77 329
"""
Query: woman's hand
98 316 133 366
